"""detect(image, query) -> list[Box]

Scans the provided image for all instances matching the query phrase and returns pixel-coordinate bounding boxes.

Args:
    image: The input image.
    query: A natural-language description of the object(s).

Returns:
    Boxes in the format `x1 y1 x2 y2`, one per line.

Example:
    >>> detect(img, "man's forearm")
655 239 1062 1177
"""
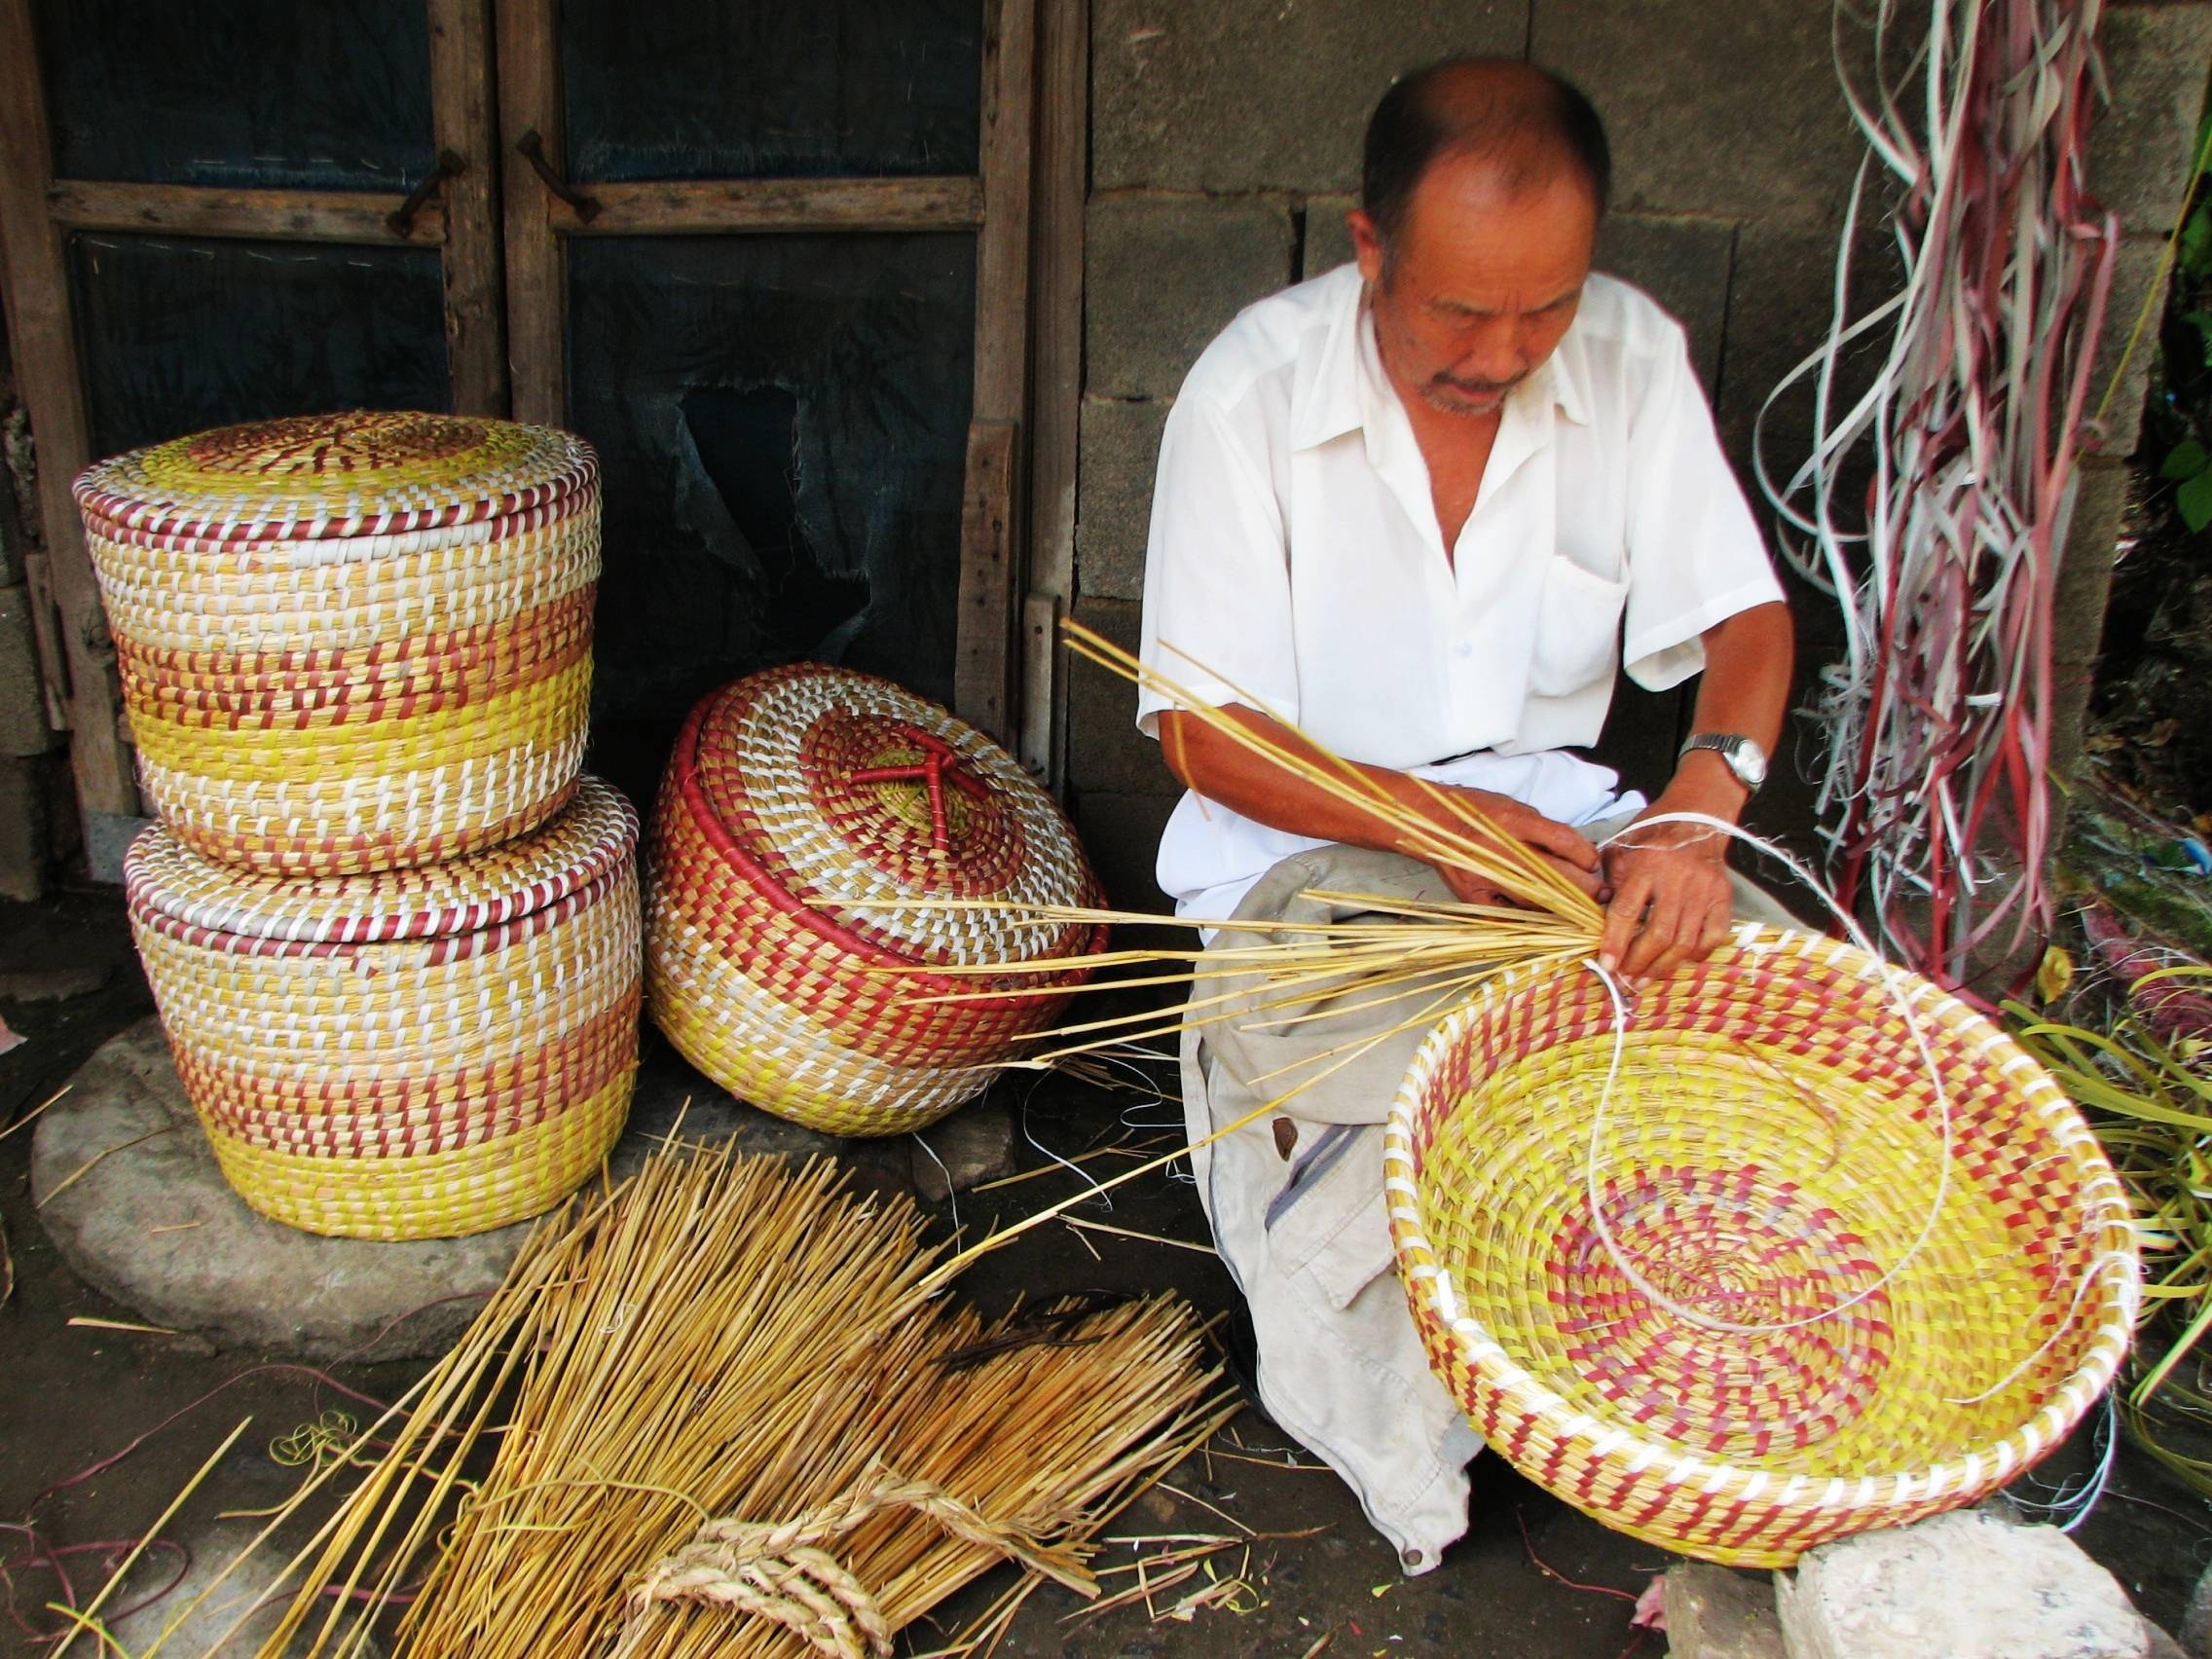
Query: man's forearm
1657 601 1794 822
1155 705 1444 859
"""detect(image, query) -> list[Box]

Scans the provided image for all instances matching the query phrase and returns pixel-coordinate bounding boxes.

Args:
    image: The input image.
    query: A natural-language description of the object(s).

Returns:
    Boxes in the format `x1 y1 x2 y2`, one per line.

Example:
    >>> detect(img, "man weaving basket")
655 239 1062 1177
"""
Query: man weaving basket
1136 58 1799 1572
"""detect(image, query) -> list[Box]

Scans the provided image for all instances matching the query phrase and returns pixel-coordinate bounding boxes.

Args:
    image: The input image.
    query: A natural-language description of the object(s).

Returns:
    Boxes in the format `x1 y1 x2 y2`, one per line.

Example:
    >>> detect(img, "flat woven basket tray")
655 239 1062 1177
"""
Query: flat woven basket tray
1385 925 2139 1567
78 411 600 876
126 776 642 1240
647 666 1104 1136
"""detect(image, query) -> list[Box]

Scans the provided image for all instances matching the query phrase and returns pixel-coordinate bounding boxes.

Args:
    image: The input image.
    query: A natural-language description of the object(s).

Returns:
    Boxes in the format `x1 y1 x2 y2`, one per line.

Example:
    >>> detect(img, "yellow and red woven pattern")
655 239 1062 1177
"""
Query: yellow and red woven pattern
1385 925 2139 1567
646 666 1104 1135
127 776 642 1239
77 412 600 876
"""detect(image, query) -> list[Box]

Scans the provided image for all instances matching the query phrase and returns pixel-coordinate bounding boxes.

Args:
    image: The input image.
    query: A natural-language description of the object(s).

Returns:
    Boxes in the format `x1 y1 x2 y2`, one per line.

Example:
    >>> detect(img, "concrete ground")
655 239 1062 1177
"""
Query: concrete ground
2 888 2208 1658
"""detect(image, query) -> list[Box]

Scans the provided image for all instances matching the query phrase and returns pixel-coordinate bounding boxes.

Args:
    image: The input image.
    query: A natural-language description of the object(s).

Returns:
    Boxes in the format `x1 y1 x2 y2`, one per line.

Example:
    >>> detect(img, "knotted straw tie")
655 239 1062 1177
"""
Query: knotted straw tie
619 1470 1086 1658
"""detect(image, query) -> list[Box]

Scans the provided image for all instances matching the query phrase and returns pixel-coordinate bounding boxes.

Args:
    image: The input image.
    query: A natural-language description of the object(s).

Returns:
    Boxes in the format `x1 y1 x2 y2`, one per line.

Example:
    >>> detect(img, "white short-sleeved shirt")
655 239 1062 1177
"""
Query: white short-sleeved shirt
1137 263 1784 921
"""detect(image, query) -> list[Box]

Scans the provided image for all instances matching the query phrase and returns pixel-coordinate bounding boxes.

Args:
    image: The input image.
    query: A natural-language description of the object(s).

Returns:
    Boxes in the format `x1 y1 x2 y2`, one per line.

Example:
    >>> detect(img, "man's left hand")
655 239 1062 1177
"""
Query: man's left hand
1596 814 1734 984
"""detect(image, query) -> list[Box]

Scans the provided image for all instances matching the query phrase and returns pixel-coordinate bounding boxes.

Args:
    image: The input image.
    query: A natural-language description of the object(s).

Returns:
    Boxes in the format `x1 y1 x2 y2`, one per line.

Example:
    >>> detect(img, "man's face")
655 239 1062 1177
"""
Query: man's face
1350 156 1599 421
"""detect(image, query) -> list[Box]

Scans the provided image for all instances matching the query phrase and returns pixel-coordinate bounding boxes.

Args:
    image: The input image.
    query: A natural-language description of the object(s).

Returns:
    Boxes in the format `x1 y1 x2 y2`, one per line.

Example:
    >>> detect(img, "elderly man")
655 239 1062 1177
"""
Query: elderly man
1135 59 1797 1571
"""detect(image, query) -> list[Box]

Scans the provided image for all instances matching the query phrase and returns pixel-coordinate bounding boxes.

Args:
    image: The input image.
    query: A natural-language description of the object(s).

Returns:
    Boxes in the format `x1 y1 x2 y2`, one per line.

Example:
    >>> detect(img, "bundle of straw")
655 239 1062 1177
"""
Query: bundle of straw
129 1143 1232 1658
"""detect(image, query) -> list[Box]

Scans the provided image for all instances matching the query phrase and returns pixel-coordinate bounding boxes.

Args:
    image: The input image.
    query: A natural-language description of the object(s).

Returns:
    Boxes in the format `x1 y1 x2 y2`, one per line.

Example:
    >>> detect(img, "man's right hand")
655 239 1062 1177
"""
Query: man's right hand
1413 787 1603 907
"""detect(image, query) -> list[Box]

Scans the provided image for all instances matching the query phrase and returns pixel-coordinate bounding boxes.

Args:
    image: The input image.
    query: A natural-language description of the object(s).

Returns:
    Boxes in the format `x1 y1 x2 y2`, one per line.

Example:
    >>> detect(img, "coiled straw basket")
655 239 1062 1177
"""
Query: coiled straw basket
78 412 599 875
1385 925 2139 1567
127 776 642 1240
647 666 1105 1135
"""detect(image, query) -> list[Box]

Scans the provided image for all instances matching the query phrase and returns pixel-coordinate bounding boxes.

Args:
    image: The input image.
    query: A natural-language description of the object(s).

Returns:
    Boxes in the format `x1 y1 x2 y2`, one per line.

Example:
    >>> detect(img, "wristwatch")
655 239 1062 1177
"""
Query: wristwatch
1679 732 1769 795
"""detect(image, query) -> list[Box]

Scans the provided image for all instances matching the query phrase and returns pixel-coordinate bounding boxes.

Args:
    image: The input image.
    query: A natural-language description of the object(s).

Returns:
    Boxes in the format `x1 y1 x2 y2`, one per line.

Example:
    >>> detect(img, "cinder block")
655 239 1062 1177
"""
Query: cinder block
0 753 49 902
2049 457 2131 790
2091 4 2212 237
1662 1563 1785 1658
1304 194 1361 279
1070 788 1179 913
1065 598 1173 797
1086 195 1296 401
0 583 54 756
2093 234 2175 460
1537 0 1866 227
1595 212 1737 397
1076 396 1171 602
1092 0 1526 194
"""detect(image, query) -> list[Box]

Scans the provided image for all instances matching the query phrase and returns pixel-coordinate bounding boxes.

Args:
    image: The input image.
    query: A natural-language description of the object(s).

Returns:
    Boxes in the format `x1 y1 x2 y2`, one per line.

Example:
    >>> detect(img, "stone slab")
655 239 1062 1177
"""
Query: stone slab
2090 3 2212 236
1091 0 1525 194
0 753 49 903
1065 598 1172 796
1775 1510 2151 1659
910 1094 1018 1201
0 580 52 756
1537 0 1869 228
30 1018 532 1360
2050 457 2132 790
1664 1563 1785 1659
1076 395 1171 602
108 1518 384 1657
1087 194 1296 400
2094 234 2177 461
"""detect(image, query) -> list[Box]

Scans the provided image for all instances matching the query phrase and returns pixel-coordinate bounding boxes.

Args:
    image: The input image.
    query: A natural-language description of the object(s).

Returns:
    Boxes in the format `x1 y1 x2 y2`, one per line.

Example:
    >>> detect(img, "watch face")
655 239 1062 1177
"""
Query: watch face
1733 742 1768 789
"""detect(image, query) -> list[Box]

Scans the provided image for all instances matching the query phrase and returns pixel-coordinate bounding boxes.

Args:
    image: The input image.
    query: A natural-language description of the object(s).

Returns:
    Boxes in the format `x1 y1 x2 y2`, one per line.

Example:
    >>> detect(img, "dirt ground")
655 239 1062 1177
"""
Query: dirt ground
3 888 2208 1658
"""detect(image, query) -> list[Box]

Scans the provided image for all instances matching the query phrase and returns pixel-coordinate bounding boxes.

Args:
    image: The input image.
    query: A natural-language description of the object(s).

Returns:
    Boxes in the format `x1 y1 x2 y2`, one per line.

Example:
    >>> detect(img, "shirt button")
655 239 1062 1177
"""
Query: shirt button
1455 642 1474 660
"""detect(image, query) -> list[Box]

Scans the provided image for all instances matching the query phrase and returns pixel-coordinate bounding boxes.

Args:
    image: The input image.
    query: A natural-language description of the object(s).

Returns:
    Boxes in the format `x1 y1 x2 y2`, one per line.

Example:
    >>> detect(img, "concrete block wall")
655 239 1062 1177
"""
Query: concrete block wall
1068 0 2211 909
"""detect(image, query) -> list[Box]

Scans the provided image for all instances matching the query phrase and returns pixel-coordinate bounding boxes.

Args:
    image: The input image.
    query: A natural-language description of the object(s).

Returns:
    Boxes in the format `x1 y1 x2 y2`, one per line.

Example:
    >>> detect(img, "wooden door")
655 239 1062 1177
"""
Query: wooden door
490 0 1036 808
0 0 504 849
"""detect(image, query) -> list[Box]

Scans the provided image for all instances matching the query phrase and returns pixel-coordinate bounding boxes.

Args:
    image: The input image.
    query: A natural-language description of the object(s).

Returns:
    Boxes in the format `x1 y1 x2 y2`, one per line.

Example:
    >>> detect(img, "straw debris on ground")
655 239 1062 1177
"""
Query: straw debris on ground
111 1141 1232 1658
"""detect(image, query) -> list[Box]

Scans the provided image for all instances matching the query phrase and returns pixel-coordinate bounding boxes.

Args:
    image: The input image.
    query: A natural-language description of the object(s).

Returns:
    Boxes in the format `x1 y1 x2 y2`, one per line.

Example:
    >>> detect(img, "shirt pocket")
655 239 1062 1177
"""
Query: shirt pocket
1529 555 1630 698
1266 1123 1396 1310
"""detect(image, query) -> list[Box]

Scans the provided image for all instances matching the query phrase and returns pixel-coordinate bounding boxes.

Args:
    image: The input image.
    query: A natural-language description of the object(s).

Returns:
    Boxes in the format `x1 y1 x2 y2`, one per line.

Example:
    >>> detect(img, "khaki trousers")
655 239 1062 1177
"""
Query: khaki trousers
1178 830 1798 1572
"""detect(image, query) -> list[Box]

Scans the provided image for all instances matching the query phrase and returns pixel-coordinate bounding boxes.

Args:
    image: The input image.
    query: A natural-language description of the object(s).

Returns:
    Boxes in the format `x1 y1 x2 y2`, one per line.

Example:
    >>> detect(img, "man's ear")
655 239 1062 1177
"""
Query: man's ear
1347 209 1386 286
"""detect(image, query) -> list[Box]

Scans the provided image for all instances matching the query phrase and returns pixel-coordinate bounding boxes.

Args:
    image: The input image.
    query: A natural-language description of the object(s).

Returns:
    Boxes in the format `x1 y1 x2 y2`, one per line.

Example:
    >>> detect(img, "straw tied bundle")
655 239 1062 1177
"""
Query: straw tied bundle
131 1145 1231 1658
875 621 2139 1565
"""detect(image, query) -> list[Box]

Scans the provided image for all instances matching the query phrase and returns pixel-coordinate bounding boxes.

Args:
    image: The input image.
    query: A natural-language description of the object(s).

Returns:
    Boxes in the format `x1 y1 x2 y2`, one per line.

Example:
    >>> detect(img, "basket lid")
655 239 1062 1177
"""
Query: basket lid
75 412 596 545
677 667 1098 969
126 776 637 945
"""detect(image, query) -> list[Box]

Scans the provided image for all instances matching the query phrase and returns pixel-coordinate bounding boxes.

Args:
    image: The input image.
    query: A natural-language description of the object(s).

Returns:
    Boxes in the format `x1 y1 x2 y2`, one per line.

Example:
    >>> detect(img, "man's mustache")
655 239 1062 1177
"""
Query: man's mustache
1431 371 1525 397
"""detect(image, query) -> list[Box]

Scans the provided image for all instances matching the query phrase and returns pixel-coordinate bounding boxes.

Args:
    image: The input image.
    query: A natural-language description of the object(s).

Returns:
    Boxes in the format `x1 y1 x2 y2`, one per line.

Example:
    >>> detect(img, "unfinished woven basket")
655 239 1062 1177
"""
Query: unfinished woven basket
78 411 599 875
1385 925 2139 1567
126 776 641 1240
646 666 1104 1135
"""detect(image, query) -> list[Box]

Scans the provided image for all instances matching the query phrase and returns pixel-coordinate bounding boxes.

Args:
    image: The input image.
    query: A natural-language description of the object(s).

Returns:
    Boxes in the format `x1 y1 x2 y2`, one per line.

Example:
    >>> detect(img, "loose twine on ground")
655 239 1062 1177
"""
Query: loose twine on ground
616 1466 1084 1659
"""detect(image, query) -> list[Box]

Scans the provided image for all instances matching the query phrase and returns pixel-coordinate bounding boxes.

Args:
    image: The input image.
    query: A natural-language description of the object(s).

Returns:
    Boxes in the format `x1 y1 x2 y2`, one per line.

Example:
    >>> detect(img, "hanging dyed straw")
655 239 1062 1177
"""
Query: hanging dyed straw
1752 0 2117 988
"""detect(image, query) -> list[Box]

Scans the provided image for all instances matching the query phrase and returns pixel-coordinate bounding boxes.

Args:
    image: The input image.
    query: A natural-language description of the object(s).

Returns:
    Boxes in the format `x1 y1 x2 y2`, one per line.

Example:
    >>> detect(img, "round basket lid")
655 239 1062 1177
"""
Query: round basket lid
126 776 637 945
75 412 597 546
680 667 1098 969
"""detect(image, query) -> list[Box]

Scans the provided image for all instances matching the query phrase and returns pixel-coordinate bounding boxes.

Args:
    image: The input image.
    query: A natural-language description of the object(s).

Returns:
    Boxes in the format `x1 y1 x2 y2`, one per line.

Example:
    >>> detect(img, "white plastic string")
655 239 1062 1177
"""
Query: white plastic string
1576 811 1954 1336
910 1130 961 1240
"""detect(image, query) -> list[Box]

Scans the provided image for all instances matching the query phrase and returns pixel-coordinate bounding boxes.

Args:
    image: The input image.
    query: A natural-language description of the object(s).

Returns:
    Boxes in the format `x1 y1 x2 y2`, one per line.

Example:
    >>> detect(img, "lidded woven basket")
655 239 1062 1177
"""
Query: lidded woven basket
646 666 1105 1136
1385 926 2139 1567
127 775 642 1240
77 411 600 876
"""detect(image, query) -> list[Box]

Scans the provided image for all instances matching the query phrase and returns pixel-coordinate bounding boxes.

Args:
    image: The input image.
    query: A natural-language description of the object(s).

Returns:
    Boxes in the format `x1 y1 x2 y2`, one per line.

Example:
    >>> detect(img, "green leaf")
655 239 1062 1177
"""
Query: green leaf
2190 311 2212 349
2184 205 2212 275
2163 438 2211 480
2180 468 2212 535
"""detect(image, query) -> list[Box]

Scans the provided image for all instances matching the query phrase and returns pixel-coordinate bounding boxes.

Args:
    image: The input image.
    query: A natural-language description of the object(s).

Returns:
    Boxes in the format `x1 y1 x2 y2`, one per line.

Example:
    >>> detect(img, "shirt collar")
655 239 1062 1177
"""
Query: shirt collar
1291 276 1592 450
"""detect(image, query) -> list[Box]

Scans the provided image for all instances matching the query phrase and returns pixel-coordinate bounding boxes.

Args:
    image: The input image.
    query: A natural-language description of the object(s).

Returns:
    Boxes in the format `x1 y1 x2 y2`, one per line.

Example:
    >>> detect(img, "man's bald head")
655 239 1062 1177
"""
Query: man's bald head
1361 58 1609 272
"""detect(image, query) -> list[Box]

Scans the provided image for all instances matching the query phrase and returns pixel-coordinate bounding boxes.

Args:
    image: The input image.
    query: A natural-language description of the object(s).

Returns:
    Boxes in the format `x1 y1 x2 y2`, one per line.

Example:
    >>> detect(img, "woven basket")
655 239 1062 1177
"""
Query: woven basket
78 411 599 876
646 666 1104 1135
1385 926 2139 1567
126 776 642 1240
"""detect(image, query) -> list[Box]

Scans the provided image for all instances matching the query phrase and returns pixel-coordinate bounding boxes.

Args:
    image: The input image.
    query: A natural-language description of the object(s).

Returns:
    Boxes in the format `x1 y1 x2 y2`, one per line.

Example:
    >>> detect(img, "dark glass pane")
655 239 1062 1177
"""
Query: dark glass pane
72 235 450 460
567 233 975 803
35 0 434 190
560 0 981 182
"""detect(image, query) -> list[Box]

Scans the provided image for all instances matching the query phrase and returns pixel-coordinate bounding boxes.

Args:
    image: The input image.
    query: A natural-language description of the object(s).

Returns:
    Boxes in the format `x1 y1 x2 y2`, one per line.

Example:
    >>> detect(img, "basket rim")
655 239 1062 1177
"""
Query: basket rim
74 414 597 548
667 668 1107 987
1382 922 2141 1510
124 775 637 946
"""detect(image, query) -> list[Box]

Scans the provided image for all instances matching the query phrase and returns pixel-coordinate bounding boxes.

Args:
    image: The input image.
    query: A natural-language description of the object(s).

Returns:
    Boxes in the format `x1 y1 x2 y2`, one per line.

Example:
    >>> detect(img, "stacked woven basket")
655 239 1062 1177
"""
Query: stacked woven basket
79 412 642 1240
